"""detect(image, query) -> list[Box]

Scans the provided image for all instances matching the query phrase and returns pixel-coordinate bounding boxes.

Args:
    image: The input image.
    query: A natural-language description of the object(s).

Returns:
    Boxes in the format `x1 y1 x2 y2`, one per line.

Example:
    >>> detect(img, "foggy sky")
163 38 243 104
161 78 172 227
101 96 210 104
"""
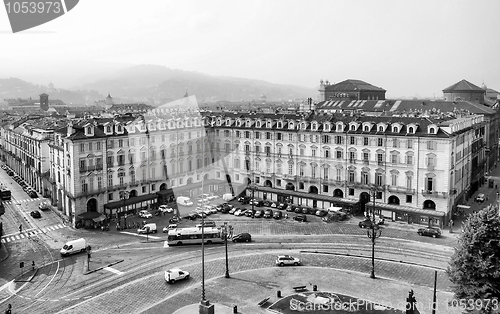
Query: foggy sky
1 0 499 98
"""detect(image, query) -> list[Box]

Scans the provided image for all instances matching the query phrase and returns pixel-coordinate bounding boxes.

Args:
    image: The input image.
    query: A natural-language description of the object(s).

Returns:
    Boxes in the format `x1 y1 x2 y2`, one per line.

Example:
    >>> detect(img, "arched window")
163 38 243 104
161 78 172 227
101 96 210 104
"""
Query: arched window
364 126 369 131
408 127 414 133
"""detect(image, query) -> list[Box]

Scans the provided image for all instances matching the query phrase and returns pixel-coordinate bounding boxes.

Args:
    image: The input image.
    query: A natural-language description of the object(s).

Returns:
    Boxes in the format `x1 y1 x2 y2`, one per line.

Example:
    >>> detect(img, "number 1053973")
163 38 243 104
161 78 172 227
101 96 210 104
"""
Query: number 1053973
5 1 62 14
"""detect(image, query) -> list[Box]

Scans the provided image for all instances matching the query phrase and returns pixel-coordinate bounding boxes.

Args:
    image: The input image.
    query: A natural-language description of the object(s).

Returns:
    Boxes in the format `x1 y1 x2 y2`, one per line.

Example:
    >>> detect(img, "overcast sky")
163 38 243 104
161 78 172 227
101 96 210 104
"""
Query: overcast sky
1 0 499 98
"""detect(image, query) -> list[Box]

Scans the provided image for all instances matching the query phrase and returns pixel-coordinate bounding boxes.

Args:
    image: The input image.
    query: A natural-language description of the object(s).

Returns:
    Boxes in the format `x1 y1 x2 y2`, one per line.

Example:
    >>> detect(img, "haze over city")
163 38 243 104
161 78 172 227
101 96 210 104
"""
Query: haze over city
1 0 499 99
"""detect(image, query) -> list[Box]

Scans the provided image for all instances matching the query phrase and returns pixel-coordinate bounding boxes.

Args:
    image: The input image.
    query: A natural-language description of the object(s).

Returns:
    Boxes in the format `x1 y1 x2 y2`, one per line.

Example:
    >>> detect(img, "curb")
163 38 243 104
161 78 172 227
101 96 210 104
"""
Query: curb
84 259 124 275
0 243 10 263
13 268 38 283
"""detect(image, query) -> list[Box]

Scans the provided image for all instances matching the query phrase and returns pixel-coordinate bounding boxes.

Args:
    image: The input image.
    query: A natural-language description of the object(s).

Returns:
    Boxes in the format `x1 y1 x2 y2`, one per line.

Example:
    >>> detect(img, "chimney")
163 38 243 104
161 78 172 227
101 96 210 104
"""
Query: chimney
67 121 74 137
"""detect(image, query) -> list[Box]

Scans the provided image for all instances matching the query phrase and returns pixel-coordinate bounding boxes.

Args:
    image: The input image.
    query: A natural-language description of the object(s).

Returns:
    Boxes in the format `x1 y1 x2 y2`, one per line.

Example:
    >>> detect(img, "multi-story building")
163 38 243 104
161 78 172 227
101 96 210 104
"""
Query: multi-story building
0 117 58 196
205 111 484 228
318 79 386 102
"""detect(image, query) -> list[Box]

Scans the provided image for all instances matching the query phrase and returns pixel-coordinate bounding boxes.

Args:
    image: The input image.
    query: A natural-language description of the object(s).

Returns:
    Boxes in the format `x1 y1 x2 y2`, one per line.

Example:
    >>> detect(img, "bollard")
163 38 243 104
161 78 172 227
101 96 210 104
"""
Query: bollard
277 290 282 298
313 285 317 291
233 305 238 313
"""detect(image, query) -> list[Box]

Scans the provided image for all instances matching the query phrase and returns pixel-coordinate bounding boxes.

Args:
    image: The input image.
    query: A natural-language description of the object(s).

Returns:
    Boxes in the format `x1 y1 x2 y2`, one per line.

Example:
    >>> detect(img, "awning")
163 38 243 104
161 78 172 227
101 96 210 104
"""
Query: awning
253 186 359 205
366 202 446 217
104 193 158 210
78 211 101 220
92 215 106 223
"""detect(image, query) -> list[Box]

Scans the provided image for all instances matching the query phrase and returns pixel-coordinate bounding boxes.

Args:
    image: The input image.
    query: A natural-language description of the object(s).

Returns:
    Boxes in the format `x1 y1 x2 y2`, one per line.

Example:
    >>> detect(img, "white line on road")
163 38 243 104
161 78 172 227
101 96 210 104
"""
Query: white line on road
103 267 124 275
119 231 161 239
35 260 60 297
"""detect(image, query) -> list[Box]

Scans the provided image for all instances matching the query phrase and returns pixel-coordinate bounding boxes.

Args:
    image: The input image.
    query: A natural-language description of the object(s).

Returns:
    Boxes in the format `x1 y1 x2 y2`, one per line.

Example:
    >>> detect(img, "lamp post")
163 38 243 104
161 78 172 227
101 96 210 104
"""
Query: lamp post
223 221 230 278
120 191 129 228
367 188 382 279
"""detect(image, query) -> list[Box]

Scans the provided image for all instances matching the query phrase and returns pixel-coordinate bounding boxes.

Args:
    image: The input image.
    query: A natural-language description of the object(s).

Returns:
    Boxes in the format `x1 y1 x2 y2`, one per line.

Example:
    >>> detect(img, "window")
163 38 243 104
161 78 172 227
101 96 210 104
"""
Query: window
299 165 304 176
255 132 260 139
245 131 250 139
80 143 85 152
363 152 369 163
375 173 383 186
407 139 413 149
335 136 342 144
96 142 101 150
349 188 354 196
299 182 304 189
350 136 355 145
391 174 397 186
79 159 86 171
406 155 413 165
391 154 399 164
300 148 304 156
406 176 412 189
377 153 383 165
323 167 329 180
361 172 369 184
349 151 356 161
408 127 414 133
289 134 293 141
142 186 147 193
336 150 343 159
348 171 355 183
325 150 330 158
427 141 436 150
406 195 412 203
377 138 383 146
363 137 369 145
311 165 317 178
88 142 93 151
393 139 398 148
288 164 293 175
108 193 113 201
81 179 88 193
266 132 272 140
312 148 317 157
427 156 436 168
277 133 282 140
336 169 342 181
426 177 434 191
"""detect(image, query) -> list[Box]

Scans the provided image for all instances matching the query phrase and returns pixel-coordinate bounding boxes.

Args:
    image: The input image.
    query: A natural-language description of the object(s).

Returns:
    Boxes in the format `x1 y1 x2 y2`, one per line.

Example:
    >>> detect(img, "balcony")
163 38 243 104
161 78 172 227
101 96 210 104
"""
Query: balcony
74 187 108 198
363 160 370 165
426 165 435 171
129 181 139 187
140 180 150 185
349 159 356 164
387 186 416 194
421 190 448 198
282 174 296 180
377 161 384 166
79 165 104 173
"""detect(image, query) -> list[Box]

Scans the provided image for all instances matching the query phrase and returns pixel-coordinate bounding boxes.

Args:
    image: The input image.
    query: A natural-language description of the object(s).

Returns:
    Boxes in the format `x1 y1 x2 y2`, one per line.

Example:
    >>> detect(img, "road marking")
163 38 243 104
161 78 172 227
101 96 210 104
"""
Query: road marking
119 231 161 239
163 241 169 248
35 260 60 297
103 267 124 275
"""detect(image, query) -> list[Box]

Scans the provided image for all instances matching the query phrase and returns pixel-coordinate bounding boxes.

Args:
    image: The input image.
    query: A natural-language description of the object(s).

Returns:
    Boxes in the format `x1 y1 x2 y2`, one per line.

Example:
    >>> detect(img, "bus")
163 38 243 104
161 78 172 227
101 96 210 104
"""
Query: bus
0 188 11 201
167 227 224 246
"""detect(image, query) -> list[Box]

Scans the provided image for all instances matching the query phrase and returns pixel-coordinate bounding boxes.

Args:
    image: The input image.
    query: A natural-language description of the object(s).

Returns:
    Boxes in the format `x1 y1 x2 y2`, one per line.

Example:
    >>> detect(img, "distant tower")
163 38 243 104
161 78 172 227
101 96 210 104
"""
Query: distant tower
184 90 189 98
105 93 113 110
39 93 49 111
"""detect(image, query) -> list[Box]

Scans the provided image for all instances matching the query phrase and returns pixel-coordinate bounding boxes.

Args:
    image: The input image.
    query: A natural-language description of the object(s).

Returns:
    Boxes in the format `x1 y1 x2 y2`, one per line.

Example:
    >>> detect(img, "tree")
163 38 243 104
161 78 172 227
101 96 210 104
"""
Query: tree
447 206 500 313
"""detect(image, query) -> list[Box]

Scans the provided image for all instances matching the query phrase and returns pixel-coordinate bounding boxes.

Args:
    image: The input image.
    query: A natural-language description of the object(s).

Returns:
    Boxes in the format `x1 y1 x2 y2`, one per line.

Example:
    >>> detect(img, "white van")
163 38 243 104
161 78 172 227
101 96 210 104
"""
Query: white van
176 196 194 207
137 223 157 234
327 206 343 213
164 268 190 283
60 238 87 256
223 193 235 201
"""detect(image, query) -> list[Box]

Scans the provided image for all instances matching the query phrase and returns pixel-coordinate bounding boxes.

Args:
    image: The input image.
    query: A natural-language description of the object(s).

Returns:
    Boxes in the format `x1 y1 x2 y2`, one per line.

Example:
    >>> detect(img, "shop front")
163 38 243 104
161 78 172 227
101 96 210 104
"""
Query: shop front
366 202 445 228
251 186 361 215
104 193 158 219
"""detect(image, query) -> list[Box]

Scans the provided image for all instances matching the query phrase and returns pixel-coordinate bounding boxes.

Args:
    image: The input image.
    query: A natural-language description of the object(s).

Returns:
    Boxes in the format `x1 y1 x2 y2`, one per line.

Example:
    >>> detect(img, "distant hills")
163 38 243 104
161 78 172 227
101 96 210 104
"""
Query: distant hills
1 64 316 106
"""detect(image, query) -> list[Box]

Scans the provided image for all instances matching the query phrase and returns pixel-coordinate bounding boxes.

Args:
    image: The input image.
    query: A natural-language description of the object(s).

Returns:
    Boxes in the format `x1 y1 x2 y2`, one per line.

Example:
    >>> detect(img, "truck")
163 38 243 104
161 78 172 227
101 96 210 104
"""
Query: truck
60 238 88 256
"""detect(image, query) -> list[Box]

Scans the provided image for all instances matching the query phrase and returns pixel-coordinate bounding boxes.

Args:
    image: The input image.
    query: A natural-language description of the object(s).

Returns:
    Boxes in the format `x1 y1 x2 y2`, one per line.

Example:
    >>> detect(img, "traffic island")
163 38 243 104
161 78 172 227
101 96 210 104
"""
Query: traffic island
268 291 405 314
84 259 124 275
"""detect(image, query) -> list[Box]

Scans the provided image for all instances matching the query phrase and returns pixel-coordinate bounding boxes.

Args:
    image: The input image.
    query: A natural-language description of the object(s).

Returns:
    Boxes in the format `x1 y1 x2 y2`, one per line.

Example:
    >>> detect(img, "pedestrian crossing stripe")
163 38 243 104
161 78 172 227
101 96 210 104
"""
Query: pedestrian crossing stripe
0 224 65 243
3 199 40 205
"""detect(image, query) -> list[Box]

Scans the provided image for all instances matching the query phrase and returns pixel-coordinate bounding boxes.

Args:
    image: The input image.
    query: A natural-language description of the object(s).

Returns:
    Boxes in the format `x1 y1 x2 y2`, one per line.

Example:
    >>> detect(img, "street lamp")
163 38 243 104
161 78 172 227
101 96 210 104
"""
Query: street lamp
222 222 230 278
367 188 382 279
120 190 129 228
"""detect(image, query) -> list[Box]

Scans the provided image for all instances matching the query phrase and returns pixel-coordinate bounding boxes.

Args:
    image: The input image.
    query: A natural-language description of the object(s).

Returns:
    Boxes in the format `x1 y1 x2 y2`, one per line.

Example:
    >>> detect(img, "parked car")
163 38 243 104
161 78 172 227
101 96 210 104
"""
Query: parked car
183 213 197 220
302 207 314 215
234 209 243 216
315 209 328 217
164 268 190 284
30 210 41 218
263 209 273 218
273 211 283 219
254 209 264 218
270 202 278 208
229 207 238 214
196 221 217 228
245 209 255 217
294 207 303 214
232 232 252 242
475 193 486 203
277 203 287 210
275 255 301 266
286 205 295 212
29 191 38 198
294 214 307 222
139 210 153 219
159 205 174 213
358 219 380 229
263 200 272 207
417 227 442 238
